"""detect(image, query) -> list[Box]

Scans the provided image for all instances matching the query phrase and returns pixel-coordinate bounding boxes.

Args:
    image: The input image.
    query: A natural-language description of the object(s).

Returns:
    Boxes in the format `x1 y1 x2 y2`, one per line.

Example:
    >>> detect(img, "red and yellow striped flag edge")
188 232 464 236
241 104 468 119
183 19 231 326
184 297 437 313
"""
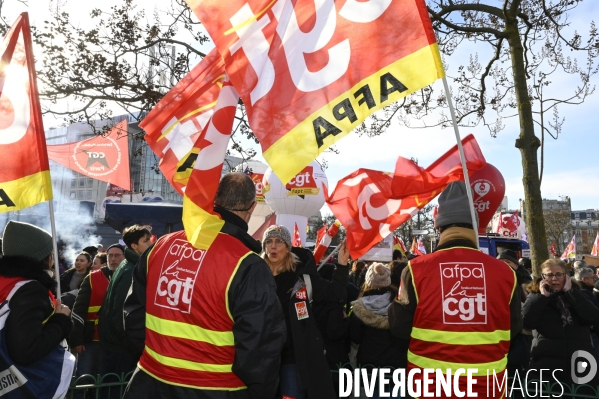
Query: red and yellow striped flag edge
0 13 53 214
264 42 444 184
182 196 224 250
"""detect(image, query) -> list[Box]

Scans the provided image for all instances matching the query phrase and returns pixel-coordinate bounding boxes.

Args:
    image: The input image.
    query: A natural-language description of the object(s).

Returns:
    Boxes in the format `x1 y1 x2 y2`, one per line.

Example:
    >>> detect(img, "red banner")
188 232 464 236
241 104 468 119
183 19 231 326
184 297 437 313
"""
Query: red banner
182 81 239 249
185 0 444 183
47 120 130 190
0 13 53 213
141 48 226 195
327 134 486 259
293 222 302 247
411 237 425 256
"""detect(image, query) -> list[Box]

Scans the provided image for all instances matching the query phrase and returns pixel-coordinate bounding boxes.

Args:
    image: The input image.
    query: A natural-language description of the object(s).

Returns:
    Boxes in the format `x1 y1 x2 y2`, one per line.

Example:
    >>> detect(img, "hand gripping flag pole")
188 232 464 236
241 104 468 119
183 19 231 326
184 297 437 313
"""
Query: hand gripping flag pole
442 76 480 248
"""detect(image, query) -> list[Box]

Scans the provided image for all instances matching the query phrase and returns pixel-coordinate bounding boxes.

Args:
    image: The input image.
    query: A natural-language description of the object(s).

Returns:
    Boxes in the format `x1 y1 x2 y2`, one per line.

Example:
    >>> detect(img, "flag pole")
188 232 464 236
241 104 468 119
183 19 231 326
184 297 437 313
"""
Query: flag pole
318 244 340 270
442 76 479 248
48 200 62 298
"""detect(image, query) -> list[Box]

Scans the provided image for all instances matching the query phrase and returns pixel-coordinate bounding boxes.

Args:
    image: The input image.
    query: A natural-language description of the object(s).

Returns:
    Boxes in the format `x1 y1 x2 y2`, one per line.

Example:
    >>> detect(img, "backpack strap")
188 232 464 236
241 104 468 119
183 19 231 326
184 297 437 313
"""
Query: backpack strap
303 274 313 303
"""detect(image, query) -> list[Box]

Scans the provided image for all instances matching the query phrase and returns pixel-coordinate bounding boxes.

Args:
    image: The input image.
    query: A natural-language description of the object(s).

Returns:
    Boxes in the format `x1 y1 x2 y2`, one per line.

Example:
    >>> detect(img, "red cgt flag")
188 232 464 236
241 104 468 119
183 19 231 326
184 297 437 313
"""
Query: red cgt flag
561 235 576 260
313 221 340 264
185 0 444 184
293 222 302 247
47 120 131 190
181 80 239 249
411 237 425 256
141 48 227 195
0 13 53 213
251 212 277 241
326 134 486 259
141 50 240 249
550 242 557 257
393 236 406 258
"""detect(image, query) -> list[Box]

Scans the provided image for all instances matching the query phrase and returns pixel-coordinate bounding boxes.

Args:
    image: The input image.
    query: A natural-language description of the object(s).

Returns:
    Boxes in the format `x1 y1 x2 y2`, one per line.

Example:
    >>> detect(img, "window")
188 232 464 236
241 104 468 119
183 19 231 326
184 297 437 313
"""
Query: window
77 191 84 199
79 179 85 187
70 192 76 199
86 190 92 200
87 179 93 187
576 221 580 227
71 180 76 188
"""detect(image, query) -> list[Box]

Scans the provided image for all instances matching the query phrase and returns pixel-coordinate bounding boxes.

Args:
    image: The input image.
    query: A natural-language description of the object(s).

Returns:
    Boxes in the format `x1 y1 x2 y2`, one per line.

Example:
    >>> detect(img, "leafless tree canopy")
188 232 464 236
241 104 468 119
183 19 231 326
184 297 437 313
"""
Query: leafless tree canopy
358 0 598 139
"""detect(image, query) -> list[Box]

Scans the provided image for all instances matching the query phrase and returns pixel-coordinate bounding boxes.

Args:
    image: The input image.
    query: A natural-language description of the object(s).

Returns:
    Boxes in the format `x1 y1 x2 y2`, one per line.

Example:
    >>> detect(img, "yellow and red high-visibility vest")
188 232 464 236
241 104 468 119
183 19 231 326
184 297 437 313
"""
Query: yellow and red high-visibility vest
139 230 254 390
87 269 110 341
407 247 516 399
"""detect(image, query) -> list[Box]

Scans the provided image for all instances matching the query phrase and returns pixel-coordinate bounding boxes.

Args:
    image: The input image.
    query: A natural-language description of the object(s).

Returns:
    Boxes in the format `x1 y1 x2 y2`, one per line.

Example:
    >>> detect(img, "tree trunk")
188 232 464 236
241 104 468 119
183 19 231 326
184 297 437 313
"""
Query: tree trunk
506 24 549 276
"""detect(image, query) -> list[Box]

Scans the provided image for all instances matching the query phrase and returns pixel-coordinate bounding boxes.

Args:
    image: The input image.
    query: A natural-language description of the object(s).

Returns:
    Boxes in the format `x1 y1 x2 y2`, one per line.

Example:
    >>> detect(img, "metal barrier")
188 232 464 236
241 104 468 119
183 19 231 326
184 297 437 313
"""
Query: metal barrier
66 371 133 399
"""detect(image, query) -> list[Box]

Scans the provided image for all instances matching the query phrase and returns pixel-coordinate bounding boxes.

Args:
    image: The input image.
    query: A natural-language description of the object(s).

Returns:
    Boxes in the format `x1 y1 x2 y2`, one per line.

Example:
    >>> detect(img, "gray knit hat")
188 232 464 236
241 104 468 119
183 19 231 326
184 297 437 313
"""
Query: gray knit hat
365 263 391 289
2 221 53 261
263 225 292 248
497 249 519 265
434 181 479 228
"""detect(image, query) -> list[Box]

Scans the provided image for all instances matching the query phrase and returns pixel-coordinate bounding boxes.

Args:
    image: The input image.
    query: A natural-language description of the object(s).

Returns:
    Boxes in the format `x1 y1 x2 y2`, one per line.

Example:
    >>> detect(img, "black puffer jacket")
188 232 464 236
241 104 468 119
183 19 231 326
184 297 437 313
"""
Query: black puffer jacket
312 298 349 365
0 255 73 365
523 285 599 381
350 287 408 369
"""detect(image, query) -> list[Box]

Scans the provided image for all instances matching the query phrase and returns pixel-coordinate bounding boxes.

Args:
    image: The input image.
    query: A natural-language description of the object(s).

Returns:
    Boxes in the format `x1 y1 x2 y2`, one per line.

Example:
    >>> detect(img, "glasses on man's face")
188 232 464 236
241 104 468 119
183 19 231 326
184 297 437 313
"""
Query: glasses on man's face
264 238 285 247
542 272 565 280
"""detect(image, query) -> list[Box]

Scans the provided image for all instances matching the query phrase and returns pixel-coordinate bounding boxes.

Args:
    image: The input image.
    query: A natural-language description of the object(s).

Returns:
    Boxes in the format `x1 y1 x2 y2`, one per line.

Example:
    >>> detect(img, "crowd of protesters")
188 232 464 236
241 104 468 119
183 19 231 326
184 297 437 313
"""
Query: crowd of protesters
1 177 599 399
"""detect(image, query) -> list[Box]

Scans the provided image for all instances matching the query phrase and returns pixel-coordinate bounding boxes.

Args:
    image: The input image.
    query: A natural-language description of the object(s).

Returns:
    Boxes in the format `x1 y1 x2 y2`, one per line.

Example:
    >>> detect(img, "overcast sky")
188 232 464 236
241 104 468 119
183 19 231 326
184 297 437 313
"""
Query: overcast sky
11 0 599 212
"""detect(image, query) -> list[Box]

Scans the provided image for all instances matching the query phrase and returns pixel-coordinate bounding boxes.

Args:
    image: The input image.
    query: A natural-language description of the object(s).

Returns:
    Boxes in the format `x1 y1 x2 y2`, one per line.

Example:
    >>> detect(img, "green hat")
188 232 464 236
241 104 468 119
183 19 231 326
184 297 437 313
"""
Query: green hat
2 221 53 261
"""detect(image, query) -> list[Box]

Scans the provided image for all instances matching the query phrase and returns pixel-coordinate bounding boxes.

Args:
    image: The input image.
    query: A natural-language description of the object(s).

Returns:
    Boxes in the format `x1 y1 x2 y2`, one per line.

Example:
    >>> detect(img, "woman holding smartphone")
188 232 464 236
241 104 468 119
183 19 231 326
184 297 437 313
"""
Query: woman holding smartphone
523 258 599 384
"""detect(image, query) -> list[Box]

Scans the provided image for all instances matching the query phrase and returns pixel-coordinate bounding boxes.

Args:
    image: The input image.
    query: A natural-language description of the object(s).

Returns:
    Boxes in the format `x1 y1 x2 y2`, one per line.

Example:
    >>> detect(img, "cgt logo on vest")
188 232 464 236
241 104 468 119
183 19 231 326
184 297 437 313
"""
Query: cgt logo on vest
154 239 206 313
439 262 487 324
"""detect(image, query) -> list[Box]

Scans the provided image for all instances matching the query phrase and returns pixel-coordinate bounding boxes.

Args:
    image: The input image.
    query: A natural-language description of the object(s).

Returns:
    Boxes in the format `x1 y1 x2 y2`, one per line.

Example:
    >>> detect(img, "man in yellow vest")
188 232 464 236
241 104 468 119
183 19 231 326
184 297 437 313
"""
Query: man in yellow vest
388 181 522 398
123 173 286 398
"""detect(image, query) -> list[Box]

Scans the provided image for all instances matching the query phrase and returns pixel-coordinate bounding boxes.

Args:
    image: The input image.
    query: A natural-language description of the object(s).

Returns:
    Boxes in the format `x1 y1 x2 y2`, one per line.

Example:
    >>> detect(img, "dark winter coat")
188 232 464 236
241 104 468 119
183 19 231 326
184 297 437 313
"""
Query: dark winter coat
273 247 347 399
59 267 89 309
275 247 349 364
60 267 89 295
0 255 73 365
350 287 408 369
312 297 349 365
523 285 599 380
348 270 361 288
123 207 286 399
70 266 113 347
98 246 139 355
580 283 599 334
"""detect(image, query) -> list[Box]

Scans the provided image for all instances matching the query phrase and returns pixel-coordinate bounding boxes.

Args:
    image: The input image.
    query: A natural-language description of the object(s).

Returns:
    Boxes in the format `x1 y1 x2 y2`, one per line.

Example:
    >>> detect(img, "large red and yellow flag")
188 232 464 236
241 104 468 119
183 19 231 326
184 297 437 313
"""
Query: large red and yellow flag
46 120 131 190
185 0 444 183
0 13 52 213
141 49 239 249
141 48 226 195
182 81 239 249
